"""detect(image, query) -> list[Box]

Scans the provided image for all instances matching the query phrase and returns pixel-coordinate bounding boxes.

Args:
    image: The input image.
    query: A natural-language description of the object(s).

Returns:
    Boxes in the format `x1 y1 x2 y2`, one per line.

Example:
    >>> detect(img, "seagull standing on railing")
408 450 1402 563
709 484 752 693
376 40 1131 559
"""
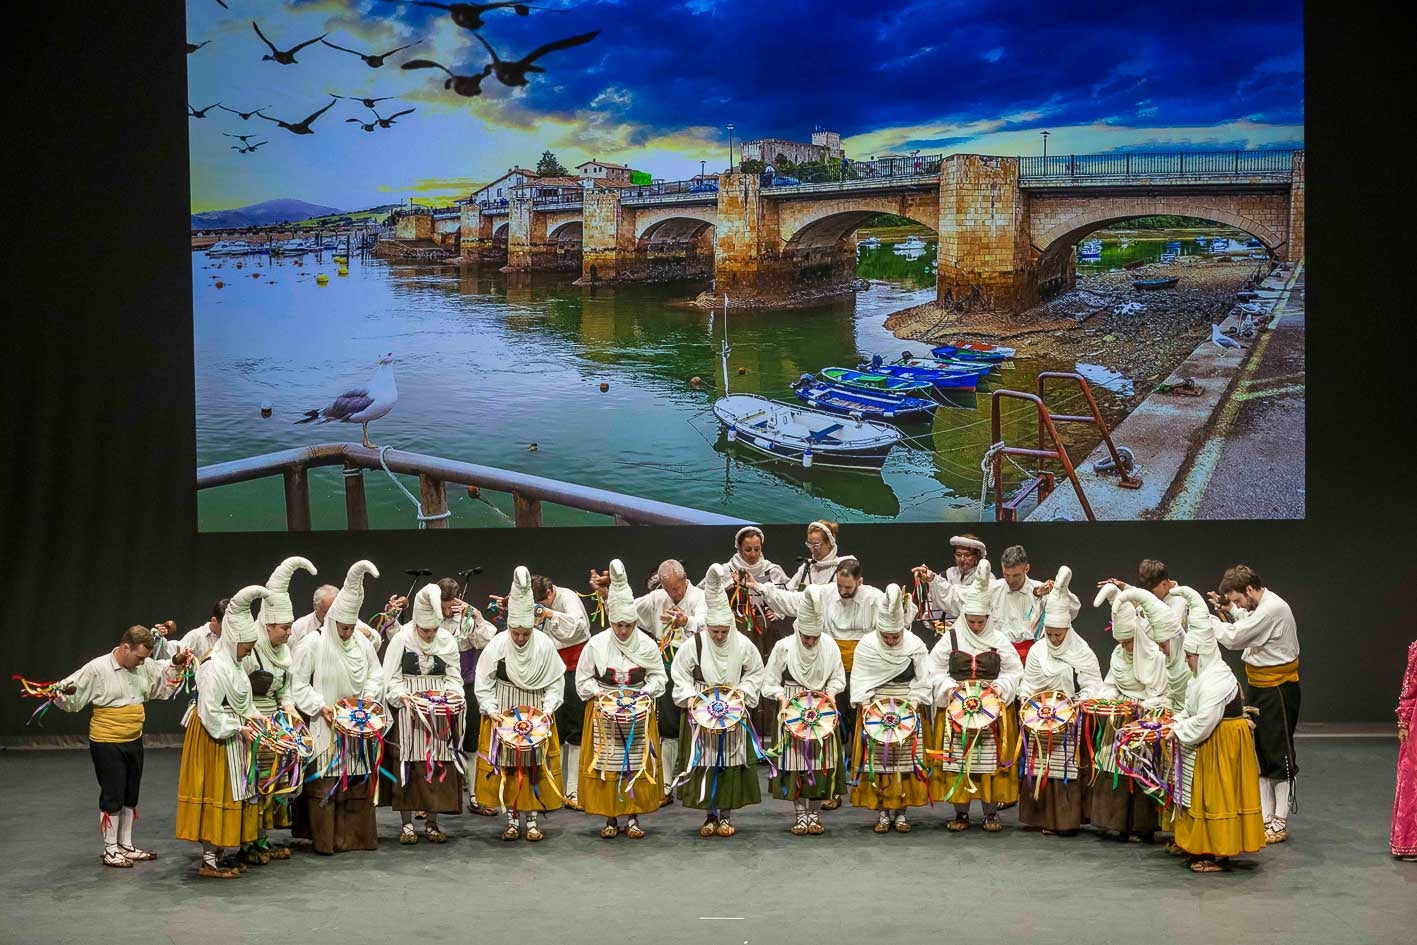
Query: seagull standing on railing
296 354 398 448
1210 323 1244 351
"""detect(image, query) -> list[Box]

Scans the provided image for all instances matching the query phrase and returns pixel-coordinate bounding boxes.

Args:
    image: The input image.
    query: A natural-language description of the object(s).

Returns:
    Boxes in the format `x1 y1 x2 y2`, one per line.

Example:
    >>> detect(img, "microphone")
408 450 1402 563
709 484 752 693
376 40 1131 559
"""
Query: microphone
457 566 483 578
794 556 813 565
404 568 433 577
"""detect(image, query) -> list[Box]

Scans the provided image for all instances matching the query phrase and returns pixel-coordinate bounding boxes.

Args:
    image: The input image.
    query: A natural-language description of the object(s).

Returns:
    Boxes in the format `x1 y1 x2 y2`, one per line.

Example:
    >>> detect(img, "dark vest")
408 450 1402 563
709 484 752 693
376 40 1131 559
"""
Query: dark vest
947 627 1002 682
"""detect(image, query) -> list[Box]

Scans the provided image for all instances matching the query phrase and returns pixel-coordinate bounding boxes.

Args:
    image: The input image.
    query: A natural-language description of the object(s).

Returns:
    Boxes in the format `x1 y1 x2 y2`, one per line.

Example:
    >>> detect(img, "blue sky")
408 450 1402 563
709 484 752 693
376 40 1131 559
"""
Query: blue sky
187 0 1304 212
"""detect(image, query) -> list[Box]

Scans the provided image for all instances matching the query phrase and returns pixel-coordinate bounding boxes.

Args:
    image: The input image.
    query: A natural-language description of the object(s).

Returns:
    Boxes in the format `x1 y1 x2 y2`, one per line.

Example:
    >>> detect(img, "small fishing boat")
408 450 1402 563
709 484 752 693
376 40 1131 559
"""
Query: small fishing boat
1245 237 1263 248
857 236 882 249
1195 237 1209 245
820 367 935 394
1134 277 1180 290
270 237 318 256
931 342 1016 361
1078 238 1103 257
205 240 262 257
792 380 937 423
894 236 927 250
711 297 901 471
867 363 981 390
899 357 995 378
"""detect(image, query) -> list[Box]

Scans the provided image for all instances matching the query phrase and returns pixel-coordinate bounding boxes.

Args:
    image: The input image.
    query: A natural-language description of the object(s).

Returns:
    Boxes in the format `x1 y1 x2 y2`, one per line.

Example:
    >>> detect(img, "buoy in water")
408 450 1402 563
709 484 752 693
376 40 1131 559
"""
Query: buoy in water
252 273 260 279
737 367 747 375
315 273 329 285
259 400 273 418
599 382 609 392
727 425 737 442
338 266 349 276
690 376 702 386
215 281 225 288
802 448 813 469
466 485 480 498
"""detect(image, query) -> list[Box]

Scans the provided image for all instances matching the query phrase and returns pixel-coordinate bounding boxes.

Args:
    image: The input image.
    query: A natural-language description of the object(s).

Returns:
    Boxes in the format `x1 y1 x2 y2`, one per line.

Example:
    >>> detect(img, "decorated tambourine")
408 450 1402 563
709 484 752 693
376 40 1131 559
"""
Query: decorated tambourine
780 690 838 741
407 689 466 715
1117 714 1173 745
493 705 554 751
595 688 652 722
333 697 388 738
1019 690 1077 734
861 697 920 745
246 710 314 759
690 686 748 731
945 682 1005 731
1080 697 1139 720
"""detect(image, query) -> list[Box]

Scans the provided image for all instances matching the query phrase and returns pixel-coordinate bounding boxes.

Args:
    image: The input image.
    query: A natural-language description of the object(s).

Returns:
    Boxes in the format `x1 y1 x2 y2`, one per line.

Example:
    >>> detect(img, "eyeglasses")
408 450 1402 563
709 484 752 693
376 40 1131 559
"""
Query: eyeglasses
805 540 825 549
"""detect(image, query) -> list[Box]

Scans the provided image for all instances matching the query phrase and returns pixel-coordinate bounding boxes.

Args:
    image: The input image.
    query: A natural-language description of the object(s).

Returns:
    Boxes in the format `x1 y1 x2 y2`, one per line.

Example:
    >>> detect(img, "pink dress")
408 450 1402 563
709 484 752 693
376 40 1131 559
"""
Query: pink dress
1393 639 1417 857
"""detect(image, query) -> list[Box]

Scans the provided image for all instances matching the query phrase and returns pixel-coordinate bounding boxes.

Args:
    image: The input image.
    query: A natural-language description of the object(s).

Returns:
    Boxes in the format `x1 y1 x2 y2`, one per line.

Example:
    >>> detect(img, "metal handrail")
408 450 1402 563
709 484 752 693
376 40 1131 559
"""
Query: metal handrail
1018 149 1295 180
196 442 750 529
989 391 1095 522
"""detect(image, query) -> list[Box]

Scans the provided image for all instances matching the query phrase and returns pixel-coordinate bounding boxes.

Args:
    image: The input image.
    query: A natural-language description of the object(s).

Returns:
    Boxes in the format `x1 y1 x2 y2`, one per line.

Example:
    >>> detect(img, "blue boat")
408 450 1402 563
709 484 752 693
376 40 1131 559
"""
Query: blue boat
863 363 981 390
898 357 995 379
929 343 1015 362
793 380 938 422
819 367 935 394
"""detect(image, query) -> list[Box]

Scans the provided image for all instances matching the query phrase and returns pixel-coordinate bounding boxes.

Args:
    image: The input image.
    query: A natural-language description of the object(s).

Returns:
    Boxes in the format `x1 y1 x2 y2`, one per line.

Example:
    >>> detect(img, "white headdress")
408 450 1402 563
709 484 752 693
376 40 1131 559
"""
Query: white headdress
330 560 379 624
507 566 536 628
703 563 734 628
1043 566 1074 629
263 556 316 625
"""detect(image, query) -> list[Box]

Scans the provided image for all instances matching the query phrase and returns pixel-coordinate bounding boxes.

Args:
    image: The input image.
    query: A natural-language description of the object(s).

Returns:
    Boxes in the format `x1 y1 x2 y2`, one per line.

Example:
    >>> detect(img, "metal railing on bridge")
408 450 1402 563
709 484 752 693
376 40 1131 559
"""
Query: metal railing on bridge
1018 149 1295 180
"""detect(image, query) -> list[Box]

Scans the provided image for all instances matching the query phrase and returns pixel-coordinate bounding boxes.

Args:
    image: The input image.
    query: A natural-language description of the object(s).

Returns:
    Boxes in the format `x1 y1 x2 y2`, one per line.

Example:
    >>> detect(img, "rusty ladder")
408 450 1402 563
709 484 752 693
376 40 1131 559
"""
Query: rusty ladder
988 371 1140 522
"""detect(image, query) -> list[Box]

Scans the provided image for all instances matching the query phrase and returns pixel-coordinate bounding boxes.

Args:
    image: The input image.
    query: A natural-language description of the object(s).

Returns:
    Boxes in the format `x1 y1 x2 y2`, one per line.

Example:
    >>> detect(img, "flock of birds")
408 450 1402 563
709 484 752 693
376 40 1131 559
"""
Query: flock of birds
187 2 603 150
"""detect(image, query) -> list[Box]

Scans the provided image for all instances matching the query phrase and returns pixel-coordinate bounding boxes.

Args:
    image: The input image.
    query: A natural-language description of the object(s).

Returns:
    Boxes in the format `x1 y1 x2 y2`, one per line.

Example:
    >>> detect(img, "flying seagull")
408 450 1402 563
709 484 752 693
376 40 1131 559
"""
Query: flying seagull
472 30 600 87
187 40 210 55
401 60 492 97
187 102 221 118
223 132 258 142
235 140 270 154
252 20 327 65
374 107 416 128
1210 323 1244 350
218 105 270 121
390 2 549 32
257 98 339 135
346 117 378 132
296 354 398 448
332 93 397 109
322 39 421 68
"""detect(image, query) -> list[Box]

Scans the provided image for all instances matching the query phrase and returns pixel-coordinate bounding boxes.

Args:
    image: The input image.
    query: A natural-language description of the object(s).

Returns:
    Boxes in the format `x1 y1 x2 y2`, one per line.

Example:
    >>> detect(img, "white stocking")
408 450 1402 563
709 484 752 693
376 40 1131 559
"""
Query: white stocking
118 807 135 848
1273 780 1292 825
660 740 678 793
563 744 581 797
202 842 220 868
100 812 119 852
1259 776 1276 824
793 799 807 816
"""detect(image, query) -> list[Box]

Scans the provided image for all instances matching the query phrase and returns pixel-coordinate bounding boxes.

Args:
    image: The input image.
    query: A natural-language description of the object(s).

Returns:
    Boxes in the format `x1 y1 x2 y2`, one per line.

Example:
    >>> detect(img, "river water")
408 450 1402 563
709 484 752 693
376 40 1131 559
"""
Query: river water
195 239 1132 530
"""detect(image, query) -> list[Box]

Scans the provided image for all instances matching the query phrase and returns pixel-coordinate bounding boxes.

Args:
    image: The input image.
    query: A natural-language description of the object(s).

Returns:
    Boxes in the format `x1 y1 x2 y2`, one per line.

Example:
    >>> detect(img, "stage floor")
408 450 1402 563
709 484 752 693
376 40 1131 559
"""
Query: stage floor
1 738 1411 945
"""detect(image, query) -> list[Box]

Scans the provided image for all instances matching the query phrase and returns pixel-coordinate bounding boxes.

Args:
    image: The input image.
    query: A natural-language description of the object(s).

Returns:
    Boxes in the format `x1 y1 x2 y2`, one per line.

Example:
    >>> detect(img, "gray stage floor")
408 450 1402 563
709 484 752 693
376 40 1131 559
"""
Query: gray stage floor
1 738 1413 945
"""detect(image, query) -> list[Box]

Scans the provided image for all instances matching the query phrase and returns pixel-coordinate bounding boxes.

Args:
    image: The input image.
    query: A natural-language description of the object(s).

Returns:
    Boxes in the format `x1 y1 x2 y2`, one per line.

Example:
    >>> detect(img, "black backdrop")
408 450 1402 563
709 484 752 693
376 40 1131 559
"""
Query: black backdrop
6 4 1413 737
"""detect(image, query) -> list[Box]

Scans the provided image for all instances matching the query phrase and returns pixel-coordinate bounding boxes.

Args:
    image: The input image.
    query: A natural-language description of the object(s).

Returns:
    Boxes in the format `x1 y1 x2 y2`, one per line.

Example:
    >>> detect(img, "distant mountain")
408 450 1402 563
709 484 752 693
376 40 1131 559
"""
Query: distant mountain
191 198 344 230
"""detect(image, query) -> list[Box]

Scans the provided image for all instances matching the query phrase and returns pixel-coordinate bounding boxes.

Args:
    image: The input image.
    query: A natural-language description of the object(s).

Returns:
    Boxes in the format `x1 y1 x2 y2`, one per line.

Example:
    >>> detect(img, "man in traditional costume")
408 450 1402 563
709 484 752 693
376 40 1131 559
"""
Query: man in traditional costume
241 556 316 863
784 520 854 590
926 560 1023 833
1133 586 1265 873
53 625 191 868
531 573 591 810
176 599 230 664
750 559 907 810
670 564 766 837
716 526 791 749
474 568 567 841
1018 567 1102 836
291 560 386 855
849 584 932 833
291 584 381 652
384 583 468 845
575 559 668 839
176 585 270 878
763 583 846 835
1088 583 1169 841
1208 565 1300 845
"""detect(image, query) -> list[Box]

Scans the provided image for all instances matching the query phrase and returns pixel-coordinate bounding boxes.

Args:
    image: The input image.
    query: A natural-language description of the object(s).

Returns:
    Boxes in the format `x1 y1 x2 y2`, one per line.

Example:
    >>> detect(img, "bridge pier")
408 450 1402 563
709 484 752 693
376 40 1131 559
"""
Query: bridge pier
581 190 646 283
458 205 506 264
1285 150 1304 263
713 174 797 303
502 198 546 272
936 154 1038 314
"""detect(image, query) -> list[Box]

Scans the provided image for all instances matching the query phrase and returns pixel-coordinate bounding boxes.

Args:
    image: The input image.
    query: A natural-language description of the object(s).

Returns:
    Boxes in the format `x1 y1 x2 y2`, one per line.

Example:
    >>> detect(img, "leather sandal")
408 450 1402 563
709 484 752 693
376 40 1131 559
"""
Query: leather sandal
982 814 1003 833
101 849 134 869
600 822 619 839
716 818 736 837
625 823 646 839
791 814 810 836
500 824 521 841
893 817 912 833
699 819 719 838
119 845 157 861
468 801 499 817
265 845 292 860
399 827 419 845
874 812 892 834
1189 858 1225 873
565 793 583 812
198 863 241 879
821 798 841 811
525 825 544 842
424 828 448 844
806 812 825 835
947 815 970 832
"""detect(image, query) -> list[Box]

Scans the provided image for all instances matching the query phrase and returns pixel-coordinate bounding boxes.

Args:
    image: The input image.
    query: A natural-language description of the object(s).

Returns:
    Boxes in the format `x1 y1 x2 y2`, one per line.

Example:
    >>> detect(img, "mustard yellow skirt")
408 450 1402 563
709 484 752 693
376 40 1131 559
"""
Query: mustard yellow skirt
1174 718 1267 857
175 722 258 848
577 703 663 818
473 716 564 814
848 713 931 811
929 704 1020 806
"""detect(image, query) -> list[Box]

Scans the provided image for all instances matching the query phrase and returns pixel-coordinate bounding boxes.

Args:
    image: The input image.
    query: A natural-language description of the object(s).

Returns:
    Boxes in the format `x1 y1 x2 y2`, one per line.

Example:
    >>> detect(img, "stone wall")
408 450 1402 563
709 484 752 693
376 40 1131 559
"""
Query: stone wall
1287 150 1305 262
394 213 433 241
936 155 1037 312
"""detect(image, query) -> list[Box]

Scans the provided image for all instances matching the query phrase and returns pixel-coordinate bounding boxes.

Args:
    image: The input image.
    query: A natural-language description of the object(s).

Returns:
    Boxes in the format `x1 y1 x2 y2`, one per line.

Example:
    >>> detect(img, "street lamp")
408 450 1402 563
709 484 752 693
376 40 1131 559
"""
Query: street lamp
727 123 735 172
1040 130 1051 160
700 159 706 179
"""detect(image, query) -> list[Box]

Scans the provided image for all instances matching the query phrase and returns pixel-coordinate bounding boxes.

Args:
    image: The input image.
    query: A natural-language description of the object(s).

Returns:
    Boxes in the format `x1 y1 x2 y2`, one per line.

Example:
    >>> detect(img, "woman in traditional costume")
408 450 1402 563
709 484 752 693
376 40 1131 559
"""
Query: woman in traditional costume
1017 567 1102 836
849 584 932 833
784 520 853 590
241 556 316 863
385 583 468 845
474 567 566 841
574 559 668 839
176 585 269 878
717 526 791 748
926 560 1023 833
763 583 846 835
1088 583 1168 842
671 564 766 837
1132 586 1265 873
291 560 386 855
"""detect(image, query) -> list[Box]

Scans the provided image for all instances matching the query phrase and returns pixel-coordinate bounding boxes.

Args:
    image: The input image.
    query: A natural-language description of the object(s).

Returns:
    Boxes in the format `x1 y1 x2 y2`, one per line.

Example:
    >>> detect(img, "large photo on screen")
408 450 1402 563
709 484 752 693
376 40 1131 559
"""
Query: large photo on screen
190 1 1305 530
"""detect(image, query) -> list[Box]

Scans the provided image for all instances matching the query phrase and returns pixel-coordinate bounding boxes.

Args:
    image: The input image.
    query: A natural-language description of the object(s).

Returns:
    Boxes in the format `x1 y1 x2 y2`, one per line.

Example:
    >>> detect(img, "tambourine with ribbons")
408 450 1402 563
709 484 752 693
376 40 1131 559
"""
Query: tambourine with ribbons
245 709 313 797
1113 710 1182 805
779 690 838 741
673 685 774 801
861 697 921 744
595 688 653 722
1019 689 1078 734
323 697 389 802
1080 698 1139 786
590 688 657 795
853 696 928 788
493 704 554 752
689 686 748 731
403 690 467 784
483 704 562 811
1015 690 1082 797
930 682 1008 796
946 681 1005 732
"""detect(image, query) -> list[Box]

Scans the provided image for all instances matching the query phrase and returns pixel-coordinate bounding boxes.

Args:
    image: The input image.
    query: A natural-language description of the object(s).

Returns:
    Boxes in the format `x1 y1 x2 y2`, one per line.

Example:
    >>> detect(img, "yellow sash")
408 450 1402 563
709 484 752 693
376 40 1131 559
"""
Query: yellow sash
1245 659 1299 688
91 704 145 743
837 638 859 673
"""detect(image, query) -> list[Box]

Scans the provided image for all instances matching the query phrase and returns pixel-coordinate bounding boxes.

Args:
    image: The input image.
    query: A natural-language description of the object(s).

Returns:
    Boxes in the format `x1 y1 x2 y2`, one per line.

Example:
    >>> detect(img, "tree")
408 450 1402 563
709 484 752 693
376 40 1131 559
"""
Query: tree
536 150 569 176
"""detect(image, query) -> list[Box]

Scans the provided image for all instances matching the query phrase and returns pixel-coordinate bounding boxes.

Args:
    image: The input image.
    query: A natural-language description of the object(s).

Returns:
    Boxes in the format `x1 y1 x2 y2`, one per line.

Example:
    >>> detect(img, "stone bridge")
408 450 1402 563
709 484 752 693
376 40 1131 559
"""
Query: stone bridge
453 150 1304 311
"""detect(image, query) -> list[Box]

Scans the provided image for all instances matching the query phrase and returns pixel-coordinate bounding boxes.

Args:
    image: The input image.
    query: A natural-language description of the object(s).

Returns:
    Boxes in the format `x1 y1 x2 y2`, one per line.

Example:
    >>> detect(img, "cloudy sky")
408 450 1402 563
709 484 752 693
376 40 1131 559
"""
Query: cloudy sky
187 0 1304 213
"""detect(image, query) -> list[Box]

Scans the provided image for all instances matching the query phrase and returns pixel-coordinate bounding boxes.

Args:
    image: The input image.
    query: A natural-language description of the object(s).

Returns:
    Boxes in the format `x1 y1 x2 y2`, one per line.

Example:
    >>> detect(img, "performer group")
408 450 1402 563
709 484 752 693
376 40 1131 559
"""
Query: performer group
35 522 1353 876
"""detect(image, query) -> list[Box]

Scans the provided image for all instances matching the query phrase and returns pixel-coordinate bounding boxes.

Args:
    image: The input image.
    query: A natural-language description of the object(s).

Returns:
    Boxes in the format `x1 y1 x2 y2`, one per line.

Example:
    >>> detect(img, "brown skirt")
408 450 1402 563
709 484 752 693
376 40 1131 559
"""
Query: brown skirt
294 776 378 854
1087 778 1161 835
1019 778 1086 832
387 733 465 814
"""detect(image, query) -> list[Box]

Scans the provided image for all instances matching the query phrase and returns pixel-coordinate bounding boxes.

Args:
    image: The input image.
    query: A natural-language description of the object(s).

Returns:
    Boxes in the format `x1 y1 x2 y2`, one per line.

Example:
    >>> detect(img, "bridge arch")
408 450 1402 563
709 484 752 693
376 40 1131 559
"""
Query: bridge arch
492 222 509 249
634 206 717 241
777 193 938 247
550 220 584 242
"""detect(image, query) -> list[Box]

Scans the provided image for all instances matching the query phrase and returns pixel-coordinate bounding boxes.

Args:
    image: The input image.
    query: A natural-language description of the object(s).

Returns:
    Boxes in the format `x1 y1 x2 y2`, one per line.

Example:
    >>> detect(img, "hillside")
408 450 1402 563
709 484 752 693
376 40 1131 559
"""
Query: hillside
191 198 344 230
